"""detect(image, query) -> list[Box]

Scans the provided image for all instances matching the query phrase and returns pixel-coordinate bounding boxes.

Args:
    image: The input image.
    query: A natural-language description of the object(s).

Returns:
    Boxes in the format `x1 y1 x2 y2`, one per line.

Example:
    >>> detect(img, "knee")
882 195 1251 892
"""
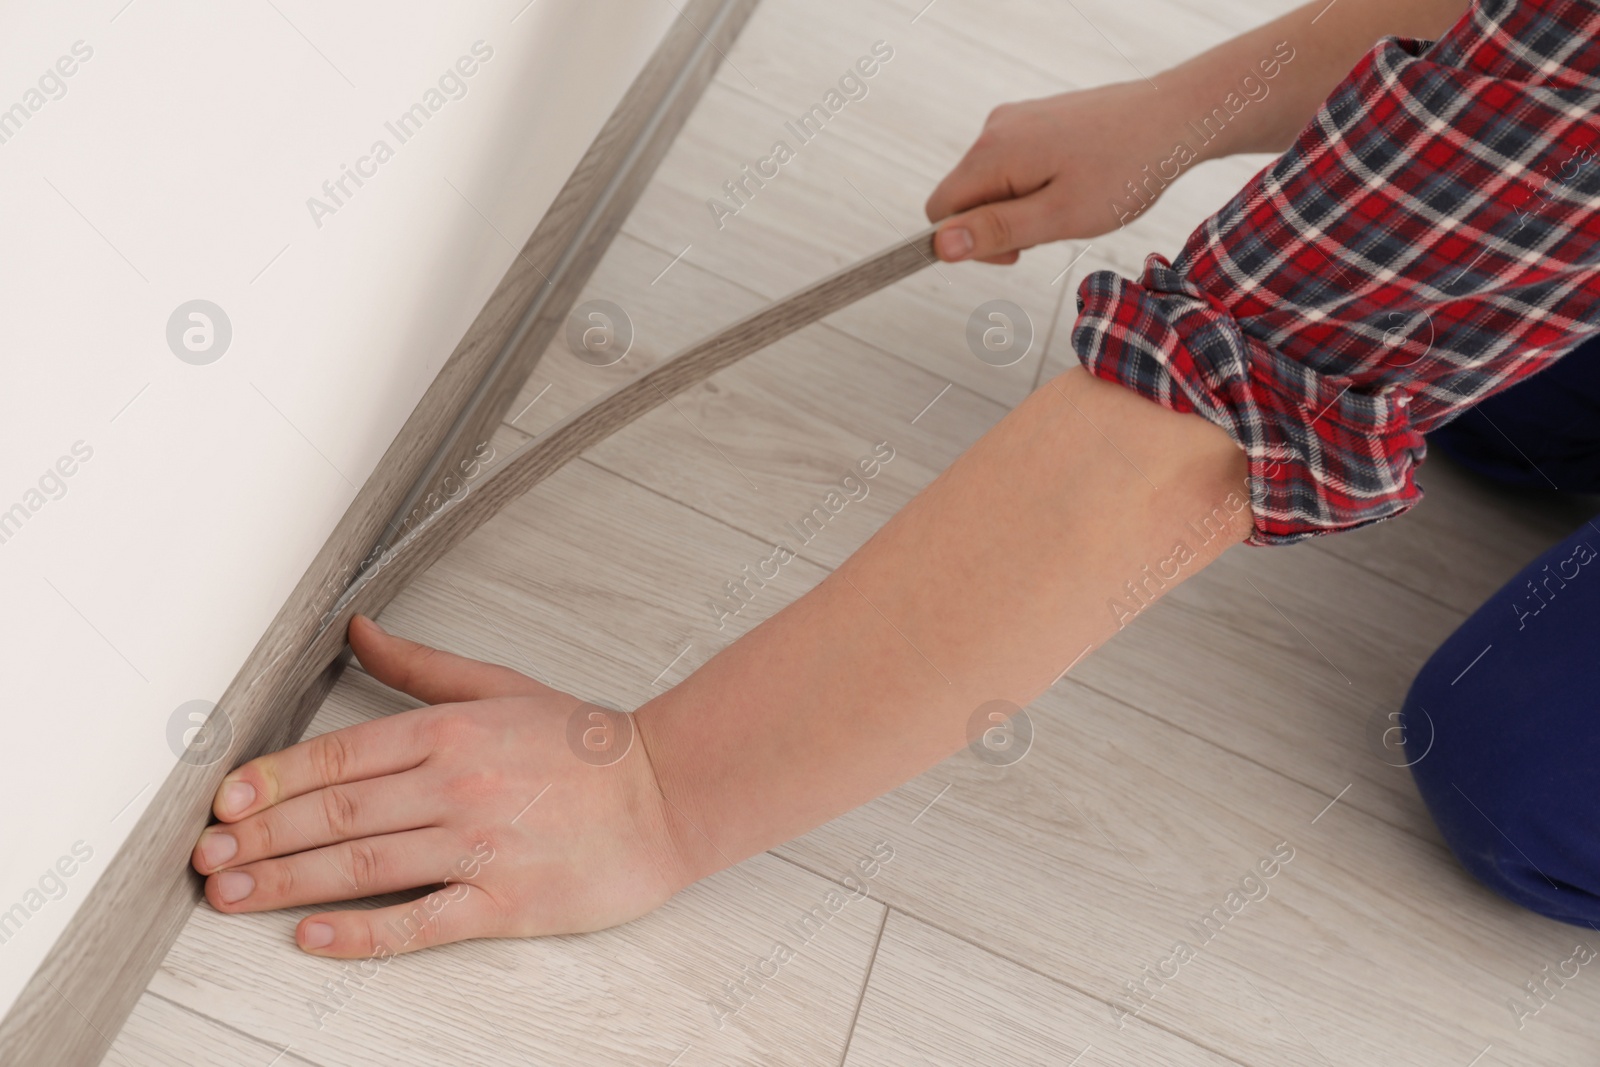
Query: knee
1402 586 1600 927
1406 733 1595 926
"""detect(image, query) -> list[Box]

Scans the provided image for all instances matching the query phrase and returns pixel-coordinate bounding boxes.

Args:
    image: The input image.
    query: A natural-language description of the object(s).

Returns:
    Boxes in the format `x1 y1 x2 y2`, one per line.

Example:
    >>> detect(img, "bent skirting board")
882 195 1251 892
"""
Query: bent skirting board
306 226 940 682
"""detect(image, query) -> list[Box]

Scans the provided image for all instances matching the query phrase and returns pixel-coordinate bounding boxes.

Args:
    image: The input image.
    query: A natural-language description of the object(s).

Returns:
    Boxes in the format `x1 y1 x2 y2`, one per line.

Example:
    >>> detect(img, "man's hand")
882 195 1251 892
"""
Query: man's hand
191 614 692 958
925 82 1175 264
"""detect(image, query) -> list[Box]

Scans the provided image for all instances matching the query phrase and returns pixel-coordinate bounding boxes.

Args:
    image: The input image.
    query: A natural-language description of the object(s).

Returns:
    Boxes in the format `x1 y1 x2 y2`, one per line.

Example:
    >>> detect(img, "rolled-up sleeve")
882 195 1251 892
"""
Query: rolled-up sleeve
1072 0 1600 545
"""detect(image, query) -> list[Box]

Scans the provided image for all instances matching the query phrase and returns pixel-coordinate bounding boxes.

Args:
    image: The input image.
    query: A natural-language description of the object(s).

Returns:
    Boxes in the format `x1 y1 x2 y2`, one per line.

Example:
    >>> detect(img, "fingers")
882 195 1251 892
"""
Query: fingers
194 772 433 875
202 827 465 914
932 188 1061 264
349 614 552 706
213 616 550 821
295 882 503 959
212 711 432 821
925 139 1036 225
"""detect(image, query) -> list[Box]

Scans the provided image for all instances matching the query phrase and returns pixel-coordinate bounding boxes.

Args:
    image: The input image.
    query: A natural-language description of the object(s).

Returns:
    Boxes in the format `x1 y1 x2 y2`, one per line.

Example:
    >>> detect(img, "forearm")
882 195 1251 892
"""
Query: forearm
1149 0 1471 160
636 369 1250 880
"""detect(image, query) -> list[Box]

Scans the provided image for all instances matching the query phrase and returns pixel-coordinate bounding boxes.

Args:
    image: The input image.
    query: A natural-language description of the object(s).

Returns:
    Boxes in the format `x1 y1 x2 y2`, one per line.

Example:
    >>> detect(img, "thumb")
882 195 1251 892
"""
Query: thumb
347 614 550 706
934 189 1060 264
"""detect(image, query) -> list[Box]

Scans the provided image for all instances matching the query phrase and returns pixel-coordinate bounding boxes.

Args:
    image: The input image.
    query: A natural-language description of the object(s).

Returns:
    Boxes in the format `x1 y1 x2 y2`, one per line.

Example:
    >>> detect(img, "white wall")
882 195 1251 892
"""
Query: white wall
0 0 675 1019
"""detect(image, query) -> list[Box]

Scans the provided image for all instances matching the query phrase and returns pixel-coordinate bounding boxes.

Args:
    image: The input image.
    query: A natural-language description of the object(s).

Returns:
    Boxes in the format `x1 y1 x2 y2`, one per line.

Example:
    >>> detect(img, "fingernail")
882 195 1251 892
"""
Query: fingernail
937 226 974 261
198 832 237 871
361 614 386 634
220 781 255 817
302 921 334 949
216 871 254 904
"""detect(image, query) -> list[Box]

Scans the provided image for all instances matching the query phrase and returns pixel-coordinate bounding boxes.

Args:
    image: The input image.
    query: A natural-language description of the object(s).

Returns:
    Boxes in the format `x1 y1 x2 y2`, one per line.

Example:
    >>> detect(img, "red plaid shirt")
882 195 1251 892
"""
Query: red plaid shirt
1072 0 1600 545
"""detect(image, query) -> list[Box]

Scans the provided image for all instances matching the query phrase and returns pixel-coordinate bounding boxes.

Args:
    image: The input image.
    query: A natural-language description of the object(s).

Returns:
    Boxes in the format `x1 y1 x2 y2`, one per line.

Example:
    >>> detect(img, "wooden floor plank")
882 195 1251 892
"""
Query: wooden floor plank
905 0 1305 93
710 0 1074 176
777 676 1600 1067
843 909 1243 1067
1312 456 1598 615
106 992 319 1067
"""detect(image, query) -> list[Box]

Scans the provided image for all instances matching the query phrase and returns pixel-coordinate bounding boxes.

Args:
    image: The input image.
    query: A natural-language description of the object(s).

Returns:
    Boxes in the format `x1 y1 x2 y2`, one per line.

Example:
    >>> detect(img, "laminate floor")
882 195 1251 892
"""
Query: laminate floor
108 0 1600 1063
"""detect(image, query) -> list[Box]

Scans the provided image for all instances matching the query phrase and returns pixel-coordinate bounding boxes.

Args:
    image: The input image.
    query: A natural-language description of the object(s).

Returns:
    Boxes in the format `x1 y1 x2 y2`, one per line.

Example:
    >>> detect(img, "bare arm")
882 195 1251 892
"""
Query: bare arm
1160 0 1470 158
190 367 1250 956
926 0 1473 262
637 367 1250 881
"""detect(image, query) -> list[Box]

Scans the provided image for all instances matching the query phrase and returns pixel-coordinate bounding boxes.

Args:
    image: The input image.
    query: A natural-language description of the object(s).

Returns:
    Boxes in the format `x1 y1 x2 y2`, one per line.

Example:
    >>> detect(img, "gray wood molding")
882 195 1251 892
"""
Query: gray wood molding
300 226 939 680
0 3 756 1063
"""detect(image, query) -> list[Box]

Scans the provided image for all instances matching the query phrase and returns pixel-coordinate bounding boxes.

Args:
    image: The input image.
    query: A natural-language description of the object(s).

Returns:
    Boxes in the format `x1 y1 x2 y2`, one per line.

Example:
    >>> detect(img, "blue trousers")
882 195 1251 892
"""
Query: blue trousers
1405 342 1600 926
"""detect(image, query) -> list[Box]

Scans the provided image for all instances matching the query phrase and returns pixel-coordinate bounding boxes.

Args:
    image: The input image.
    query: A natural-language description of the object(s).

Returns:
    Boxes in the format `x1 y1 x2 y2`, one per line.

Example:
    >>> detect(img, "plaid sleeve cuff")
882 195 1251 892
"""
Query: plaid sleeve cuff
1071 258 1428 547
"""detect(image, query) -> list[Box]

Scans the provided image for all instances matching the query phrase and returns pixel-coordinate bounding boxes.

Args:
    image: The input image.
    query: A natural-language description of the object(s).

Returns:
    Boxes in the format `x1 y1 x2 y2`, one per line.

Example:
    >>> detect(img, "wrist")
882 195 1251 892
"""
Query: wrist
631 695 728 889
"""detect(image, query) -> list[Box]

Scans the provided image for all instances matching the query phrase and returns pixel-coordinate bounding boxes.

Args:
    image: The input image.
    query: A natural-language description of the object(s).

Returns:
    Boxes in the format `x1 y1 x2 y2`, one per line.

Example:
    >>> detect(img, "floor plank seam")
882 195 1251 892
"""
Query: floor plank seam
767 851 1257 1067
1159 556 1450 673
143 989 327 1067
1057 674 1452 851
1311 539 1529 618
834 904 890 1067
565 455 829 573
615 228 1029 411
711 57 1075 174
573 447 881 585
508 435 937 603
